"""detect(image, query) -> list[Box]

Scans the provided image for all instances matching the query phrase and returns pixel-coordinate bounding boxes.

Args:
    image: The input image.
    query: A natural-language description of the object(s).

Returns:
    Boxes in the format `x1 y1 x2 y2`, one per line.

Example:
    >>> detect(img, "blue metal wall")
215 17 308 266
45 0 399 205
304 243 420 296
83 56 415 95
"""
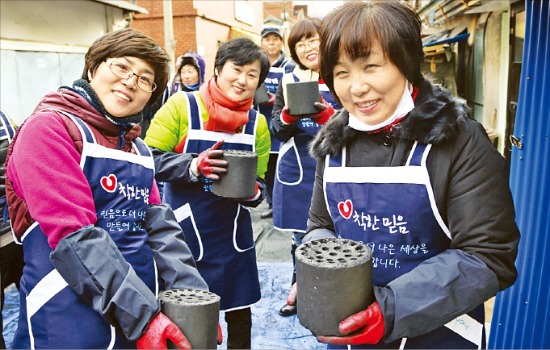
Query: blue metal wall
489 0 550 348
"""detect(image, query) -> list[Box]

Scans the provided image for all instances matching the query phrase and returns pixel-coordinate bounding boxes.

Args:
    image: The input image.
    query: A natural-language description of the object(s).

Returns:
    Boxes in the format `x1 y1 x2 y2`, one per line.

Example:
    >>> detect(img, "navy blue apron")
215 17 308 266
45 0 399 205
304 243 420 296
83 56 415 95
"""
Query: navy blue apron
12 112 159 349
0 111 15 223
163 92 261 311
273 74 340 232
256 58 293 153
0 110 15 141
323 142 485 349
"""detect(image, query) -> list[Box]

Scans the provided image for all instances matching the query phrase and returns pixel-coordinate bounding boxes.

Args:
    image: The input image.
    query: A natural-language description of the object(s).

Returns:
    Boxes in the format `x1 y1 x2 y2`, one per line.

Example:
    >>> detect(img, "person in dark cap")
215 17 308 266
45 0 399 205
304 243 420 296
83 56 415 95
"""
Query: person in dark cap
261 26 284 63
257 25 295 219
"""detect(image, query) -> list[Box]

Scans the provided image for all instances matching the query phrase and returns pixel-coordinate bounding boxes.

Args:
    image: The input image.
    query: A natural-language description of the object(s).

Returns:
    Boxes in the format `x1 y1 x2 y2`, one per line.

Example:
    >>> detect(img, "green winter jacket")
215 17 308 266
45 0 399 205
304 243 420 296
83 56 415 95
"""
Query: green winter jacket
145 91 270 178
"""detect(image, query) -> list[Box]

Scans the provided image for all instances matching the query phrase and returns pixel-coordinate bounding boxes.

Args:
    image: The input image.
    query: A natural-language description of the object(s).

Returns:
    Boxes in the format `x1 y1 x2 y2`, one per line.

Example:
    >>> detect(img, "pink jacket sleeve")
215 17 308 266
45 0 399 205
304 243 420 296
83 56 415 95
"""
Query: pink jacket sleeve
8 113 98 249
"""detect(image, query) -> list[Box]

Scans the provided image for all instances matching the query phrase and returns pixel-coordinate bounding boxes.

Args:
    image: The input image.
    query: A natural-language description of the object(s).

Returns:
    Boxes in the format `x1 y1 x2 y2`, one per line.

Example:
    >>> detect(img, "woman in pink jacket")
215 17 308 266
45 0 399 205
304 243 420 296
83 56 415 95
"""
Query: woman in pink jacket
6 28 208 349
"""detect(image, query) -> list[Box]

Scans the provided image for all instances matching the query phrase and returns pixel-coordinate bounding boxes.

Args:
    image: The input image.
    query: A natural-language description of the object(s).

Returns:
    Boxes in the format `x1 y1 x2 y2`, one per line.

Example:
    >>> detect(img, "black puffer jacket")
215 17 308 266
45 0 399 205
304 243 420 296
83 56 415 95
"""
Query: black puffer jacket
307 79 519 342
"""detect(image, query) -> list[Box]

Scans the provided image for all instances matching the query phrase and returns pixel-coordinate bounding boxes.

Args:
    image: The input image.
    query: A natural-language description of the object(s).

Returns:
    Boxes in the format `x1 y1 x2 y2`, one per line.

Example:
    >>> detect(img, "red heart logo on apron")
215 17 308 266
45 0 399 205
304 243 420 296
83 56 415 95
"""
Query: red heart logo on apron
338 199 353 219
100 174 117 193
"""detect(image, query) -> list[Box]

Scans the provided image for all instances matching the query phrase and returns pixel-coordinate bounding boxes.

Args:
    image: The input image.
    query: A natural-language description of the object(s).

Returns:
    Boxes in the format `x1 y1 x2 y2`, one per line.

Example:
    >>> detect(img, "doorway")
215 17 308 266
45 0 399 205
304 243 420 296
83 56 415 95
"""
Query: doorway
504 2 525 168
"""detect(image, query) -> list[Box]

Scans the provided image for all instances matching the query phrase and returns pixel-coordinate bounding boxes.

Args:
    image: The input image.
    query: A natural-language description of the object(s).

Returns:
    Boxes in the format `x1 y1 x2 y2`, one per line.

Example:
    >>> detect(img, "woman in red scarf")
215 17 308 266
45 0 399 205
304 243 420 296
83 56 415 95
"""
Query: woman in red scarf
144 37 270 349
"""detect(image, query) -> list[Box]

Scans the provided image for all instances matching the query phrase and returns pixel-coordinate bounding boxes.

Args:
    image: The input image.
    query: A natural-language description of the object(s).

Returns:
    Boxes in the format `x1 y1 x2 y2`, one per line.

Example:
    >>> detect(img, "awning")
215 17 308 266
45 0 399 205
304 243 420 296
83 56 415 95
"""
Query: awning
229 26 261 45
92 0 148 14
424 33 470 46
418 0 482 26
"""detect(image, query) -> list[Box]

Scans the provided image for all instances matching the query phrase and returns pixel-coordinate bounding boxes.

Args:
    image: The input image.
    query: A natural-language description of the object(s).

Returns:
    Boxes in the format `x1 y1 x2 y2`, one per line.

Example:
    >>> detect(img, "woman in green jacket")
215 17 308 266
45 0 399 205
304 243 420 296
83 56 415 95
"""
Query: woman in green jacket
145 37 270 349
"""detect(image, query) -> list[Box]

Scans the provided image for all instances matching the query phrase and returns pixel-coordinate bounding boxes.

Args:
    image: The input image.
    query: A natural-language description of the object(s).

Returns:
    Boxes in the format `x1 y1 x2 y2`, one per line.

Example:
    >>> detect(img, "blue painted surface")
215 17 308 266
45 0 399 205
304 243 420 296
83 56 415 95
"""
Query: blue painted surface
2 284 18 348
489 0 550 348
3 262 324 349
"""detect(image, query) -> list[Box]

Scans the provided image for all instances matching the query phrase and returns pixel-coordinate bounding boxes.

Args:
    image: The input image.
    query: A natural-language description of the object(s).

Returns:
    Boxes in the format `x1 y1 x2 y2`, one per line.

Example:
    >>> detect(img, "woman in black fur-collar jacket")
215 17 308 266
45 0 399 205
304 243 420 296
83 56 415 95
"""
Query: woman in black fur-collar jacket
296 2 520 349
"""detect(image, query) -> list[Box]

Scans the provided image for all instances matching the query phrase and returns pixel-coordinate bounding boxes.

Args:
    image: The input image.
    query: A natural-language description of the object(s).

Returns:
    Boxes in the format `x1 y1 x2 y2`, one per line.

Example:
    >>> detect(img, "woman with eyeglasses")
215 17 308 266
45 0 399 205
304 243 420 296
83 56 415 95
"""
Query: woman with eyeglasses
5 28 209 349
270 18 341 317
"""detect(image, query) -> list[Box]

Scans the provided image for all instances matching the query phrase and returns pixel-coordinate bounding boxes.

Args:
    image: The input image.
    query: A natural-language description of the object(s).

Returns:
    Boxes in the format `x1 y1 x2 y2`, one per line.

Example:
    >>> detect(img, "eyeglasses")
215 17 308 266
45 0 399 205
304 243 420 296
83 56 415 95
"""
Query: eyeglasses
295 37 320 54
107 61 157 93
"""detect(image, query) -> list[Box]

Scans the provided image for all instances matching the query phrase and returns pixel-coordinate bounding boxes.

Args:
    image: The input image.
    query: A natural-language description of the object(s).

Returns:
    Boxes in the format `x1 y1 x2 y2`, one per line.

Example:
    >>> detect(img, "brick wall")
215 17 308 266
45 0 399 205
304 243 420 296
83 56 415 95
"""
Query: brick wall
132 0 197 62
131 0 270 80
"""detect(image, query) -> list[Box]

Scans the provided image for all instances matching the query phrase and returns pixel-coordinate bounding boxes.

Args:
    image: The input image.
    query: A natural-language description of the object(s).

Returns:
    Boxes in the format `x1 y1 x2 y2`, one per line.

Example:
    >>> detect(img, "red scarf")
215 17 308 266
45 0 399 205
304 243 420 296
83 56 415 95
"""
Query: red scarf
199 77 253 133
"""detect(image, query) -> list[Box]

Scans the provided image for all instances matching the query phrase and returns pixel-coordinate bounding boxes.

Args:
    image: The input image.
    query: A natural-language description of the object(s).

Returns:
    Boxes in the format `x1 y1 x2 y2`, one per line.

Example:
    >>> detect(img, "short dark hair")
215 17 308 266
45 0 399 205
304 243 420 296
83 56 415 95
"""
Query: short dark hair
288 18 322 70
319 1 424 98
214 37 270 88
81 28 170 105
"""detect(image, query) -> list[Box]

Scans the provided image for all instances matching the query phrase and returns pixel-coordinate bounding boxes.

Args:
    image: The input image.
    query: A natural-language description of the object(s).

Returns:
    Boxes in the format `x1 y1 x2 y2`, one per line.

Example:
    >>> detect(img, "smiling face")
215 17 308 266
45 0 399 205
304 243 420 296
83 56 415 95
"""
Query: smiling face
295 34 320 72
88 56 154 117
215 60 261 102
333 40 406 126
261 33 284 61
180 64 200 86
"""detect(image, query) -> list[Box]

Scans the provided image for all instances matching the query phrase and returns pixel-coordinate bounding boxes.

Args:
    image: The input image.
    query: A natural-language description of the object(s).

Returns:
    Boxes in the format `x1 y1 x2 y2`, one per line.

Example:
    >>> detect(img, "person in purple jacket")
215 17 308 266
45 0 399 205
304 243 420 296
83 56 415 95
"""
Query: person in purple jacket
141 51 206 138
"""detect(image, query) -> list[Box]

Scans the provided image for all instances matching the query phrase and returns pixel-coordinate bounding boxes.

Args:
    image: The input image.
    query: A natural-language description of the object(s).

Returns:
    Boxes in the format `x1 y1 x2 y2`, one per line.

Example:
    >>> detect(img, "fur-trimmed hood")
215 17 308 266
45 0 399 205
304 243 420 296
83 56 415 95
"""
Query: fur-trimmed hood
309 79 470 158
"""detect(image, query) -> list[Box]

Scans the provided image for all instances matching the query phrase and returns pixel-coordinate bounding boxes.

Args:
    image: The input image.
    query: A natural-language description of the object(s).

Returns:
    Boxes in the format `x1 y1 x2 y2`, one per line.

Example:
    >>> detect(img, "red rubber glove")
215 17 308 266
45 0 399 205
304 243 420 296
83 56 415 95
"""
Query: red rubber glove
311 97 335 125
317 301 384 346
217 323 223 345
266 92 276 106
287 282 297 306
280 106 301 125
136 313 191 350
196 139 228 181
243 182 261 201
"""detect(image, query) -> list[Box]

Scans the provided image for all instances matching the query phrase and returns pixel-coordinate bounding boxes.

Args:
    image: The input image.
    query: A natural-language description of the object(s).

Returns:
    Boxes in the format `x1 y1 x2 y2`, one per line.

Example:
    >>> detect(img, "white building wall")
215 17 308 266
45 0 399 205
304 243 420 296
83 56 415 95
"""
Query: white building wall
0 0 127 124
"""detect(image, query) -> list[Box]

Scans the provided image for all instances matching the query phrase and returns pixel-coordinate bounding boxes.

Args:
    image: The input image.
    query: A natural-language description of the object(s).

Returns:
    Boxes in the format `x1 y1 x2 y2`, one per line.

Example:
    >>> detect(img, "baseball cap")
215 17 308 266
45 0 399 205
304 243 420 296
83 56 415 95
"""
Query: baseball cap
261 26 283 39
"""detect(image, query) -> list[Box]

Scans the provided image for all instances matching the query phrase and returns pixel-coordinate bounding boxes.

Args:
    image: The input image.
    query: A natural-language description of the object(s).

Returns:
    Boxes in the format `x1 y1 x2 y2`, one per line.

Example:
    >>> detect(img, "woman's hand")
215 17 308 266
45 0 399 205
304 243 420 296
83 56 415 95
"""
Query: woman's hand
217 323 223 345
136 313 191 350
191 140 228 180
281 97 335 125
311 97 335 125
280 106 301 125
316 301 384 346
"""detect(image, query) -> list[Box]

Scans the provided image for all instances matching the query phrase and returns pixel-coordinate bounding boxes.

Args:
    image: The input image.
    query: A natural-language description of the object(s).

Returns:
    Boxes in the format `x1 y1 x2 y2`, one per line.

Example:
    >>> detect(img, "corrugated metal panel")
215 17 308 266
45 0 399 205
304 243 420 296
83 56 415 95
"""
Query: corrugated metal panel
489 0 550 348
